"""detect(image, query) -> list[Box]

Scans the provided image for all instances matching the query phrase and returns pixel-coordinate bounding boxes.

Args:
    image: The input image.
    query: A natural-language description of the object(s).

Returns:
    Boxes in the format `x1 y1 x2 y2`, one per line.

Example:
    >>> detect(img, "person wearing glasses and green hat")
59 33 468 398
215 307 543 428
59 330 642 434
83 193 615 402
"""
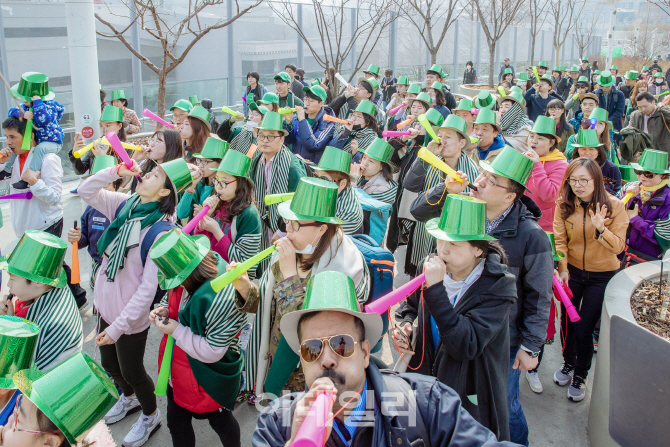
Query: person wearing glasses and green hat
329 100 379 163
169 99 193 127
110 89 142 135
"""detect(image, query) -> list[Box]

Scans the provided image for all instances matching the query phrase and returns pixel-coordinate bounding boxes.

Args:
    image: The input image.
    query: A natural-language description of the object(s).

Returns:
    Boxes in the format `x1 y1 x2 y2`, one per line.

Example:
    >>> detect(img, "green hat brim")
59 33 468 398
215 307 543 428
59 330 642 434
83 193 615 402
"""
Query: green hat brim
553 250 565 262
10 84 55 102
572 142 604 149
0 258 67 288
0 375 19 389
277 200 343 225
156 235 211 290
479 160 533 193
312 166 356 182
496 94 524 109
630 163 670 175
597 76 615 87
257 125 288 136
425 217 496 242
358 147 393 165
437 124 468 141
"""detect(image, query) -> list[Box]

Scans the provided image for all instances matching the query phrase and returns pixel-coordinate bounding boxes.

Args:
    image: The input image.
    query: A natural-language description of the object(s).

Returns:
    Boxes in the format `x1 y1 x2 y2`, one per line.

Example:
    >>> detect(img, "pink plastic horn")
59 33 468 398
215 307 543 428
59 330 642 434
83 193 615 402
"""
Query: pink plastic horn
0 191 33 200
382 130 411 138
182 205 210 234
388 103 406 116
291 391 334 447
106 131 142 182
365 273 425 315
143 109 175 128
553 274 580 322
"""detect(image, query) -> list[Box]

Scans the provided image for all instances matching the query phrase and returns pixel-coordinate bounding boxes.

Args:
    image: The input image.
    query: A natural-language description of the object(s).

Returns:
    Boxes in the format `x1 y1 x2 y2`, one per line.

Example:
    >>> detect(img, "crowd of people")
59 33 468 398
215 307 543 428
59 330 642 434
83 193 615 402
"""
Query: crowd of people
0 56 669 447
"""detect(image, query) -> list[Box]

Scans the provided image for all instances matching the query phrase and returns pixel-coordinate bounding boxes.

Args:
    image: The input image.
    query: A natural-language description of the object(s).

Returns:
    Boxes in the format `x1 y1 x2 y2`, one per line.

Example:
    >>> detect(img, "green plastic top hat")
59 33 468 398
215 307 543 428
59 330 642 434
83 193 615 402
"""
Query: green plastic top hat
582 57 589 62
501 68 513 76
278 177 343 225
111 90 127 101
274 72 292 83
91 154 117 175
427 64 444 78
0 231 67 288
189 95 200 105
539 73 554 88
611 65 618 71
188 105 211 130
439 114 469 140
280 271 383 353
354 100 377 118
626 71 639 80
510 85 523 96
546 232 565 261
358 77 379 95
194 137 229 160
424 108 445 127
570 65 580 72
303 85 327 102
313 146 352 177
213 148 253 178
100 105 123 123
597 70 615 87
497 90 525 108
531 115 561 142
259 92 280 106
594 70 602 76
655 72 665 78
363 64 381 77
407 84 422 95
577 76 589 84
474 90 495 110
99 84 103 91
589 108 612 129
150 229 211 289
170 99 193 112
160 158 194 195
360 138 394 164
631 149 670 174
619 165 638 183
552 66 562 72
560 66 567 71
248 102 269 115
479 145 534 189
429 81 443 91
11 72 55 102
397 76 409 85
407 92 433 110
474 108 500 131
0 316 39 389
426 195 496 242
642 65 649 71
455 98 475 112
257 111 289 136
537 61 548 68
311 78 322 87
13 352 119 445
518 73 529 82
572 128 603 149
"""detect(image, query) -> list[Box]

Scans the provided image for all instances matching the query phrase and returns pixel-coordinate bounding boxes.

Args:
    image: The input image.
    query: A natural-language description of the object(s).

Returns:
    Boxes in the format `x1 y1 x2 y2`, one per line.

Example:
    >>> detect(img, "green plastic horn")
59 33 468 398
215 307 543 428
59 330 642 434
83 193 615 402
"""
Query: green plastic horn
221 106 239 118
154 336 174 396
417 114 441 144
469 136 479 144
497 86 506 97
211 245 277 292
279 108 297 115
264 193 295 205
22 108 33 151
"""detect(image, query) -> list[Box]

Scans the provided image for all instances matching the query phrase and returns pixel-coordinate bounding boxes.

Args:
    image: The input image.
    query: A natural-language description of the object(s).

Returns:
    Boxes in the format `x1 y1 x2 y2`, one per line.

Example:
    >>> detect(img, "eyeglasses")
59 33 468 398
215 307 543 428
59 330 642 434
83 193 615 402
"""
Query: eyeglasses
283 219 323 232
214 179 237 189
318 175 336 184
300 334 358 363
568 178 594 187
634 170 656 179
481 172 513 191
257 134 281 142
195 158 216 166
12 395 58 436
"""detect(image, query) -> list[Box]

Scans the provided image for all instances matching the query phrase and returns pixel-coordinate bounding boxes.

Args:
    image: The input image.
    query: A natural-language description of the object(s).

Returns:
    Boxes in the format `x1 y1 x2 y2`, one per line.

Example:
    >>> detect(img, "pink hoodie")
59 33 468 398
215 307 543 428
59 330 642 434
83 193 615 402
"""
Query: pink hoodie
525 158 569 232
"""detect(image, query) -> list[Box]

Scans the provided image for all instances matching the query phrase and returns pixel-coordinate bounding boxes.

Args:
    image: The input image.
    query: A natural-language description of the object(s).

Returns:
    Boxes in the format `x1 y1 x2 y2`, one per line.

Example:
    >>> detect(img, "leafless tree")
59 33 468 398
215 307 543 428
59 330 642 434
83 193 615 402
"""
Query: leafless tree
528 0 549 64
472 0 526 87
270 0 397 94
625 24 670 70
648 0 670 18
549 0 585 67
398 0 462 65
574 11 600 60
95 0 262 118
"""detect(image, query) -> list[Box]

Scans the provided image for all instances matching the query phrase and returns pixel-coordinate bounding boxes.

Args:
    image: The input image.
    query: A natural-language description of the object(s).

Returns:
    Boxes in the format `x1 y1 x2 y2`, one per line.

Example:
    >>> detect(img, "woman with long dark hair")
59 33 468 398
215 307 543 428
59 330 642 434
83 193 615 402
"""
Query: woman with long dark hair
130 128 184 193
569 126 621 195
180 106 212 162
428 81 450 118
552 157 628 402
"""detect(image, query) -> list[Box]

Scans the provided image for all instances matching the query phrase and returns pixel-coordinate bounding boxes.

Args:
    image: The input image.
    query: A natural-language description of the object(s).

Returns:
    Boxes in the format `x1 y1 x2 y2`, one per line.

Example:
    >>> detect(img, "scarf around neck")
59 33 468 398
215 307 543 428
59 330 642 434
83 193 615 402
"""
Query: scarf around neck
641 179 668 203
500 102 533 135
540 149 567 165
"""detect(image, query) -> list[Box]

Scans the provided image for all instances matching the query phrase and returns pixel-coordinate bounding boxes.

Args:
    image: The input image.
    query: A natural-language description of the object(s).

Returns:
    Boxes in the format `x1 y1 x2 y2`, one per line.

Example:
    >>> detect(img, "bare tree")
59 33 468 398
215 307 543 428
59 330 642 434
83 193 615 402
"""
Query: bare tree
648 0 670 18
96 0 262 118
270 0 397 94
398 0 462 65
624 24 670 70
574 11 600 60
549 0 585 67
472 0 526 87
528 0 549 64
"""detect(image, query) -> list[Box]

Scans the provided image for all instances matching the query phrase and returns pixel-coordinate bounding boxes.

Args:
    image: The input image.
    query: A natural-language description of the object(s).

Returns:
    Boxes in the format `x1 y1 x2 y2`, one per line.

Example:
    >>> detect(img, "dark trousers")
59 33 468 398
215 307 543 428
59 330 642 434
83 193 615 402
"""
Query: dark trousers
43 218 87 307
98 318 157 415
561 265 616 378
166 386 240 447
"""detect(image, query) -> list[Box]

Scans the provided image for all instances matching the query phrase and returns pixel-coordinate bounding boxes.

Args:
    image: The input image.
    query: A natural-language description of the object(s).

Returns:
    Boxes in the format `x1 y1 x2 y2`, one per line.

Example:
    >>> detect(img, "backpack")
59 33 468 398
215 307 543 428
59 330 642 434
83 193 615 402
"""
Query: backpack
354 188 392 245
348 234 395 353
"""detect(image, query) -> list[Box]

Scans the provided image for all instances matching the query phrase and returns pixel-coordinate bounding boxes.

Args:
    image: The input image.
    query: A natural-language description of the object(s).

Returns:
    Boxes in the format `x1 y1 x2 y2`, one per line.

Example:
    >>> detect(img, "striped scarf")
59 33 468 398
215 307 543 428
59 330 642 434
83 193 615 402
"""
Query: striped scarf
342 127 378 154
336 186 364 234
336 102 385 135
500 102 534 136
230 126 254 155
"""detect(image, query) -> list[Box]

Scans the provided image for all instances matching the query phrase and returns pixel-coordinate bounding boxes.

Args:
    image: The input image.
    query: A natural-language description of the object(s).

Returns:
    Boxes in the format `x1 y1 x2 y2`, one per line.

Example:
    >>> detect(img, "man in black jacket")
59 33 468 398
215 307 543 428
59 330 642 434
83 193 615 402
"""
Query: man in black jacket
409 146 553 447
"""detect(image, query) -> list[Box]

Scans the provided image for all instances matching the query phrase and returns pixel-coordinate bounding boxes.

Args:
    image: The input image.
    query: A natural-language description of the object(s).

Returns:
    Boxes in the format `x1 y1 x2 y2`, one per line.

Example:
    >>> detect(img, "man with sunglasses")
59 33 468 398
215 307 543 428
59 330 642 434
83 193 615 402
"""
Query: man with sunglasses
253 271 516 446
409 146 553 447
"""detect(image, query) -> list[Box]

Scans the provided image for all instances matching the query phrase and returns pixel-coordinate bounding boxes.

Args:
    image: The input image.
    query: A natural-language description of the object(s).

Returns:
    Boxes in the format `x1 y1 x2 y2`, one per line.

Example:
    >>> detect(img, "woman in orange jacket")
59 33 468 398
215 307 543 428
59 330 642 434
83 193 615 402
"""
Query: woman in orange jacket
552 157 629 403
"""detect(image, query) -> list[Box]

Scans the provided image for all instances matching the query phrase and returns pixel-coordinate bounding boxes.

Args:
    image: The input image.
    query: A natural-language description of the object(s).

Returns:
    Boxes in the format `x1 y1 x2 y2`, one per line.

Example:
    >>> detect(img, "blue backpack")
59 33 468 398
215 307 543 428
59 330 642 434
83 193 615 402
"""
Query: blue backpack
354 189 392 245
348 234 395 353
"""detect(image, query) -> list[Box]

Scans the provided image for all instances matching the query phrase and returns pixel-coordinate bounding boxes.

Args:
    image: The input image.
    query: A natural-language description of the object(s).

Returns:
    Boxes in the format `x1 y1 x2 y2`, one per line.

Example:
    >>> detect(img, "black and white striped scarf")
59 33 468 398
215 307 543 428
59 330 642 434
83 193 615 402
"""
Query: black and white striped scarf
342 127 378 154
500 102 534 136
230 127 254 155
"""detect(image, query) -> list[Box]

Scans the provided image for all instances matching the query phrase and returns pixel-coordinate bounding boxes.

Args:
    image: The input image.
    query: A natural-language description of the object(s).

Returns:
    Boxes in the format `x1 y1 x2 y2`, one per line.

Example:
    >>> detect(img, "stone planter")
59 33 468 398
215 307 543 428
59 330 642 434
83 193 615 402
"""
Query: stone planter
458 84 496 98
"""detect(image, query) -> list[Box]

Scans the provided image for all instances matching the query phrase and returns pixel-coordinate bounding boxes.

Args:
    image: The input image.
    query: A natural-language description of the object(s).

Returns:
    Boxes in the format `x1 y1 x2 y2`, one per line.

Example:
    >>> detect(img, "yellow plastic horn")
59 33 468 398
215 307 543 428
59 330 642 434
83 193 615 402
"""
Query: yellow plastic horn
621 191 634 205
222 106 239 118
73 138 142 158
417 147 477 191
497 86 507 97
417 114 440 144
264 193 294 205
532 66 541 83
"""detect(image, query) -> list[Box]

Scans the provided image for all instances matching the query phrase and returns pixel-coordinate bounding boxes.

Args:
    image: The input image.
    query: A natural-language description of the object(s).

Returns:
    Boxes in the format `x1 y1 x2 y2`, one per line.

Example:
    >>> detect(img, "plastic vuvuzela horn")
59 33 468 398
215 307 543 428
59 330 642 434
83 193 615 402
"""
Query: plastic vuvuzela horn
290 391 334 447
532 66 541 83
143 109 175 128
279 108 297 115
155 335 174 396
417 114 440 144
335 72 350 88
264 193 294 205
0 191 33 200
365 273 426 315
388 103 406 116
396 117 413 129
382 130 411 138
106 131 141 182
222 106 239 118
553 274 580 322
73 138 142 158
182 205 211 235
621 191 634 205
497 86 507 97
323 115 349 125
417 147 477 191
71 220 80 284
211 245 277 292
22 108 33 151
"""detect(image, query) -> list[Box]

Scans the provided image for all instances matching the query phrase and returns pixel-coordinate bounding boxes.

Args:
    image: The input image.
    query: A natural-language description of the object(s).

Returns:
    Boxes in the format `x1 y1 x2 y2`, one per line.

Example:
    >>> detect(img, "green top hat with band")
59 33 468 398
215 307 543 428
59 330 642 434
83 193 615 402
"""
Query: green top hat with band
611 65 618 71
560 66 567 71
280 271 383 353
427 64 444 77
360 138 394 164
311 78 322 87
259 92 280 106
278 177 343 225
474 90 495 110
619 165 638 183
248 102 269 115
194 137 229 160
100 105 123 123
589 108 612 129
479 145 534 190
474 108 499 131
13 352 119 445
517 73 529 82
354 100 377 118
582 57 589 62
572 128 603 148
546 232 565 261
213 149 253 178
257 111 289 136
642 66 649 71
594 70 602 76
455 98 475 112
358 77 379 95
503 68 513 75
531 116 561 142
539 73 554 88
654 72 665 78
570 65 580 72
577 76 589 84
303 85 327 102
439 114 470 140
188 105 212 130
426 195 496 242
552 66 561 72
189 95 200 105
407 92 432 110
160 158 194 195
631 149 670 174
314 146 352 174
274 72 292 83
11 72 55 102
111 90 127 101
597 70 615 87
0 316 39 389
397 76 409 85
91 154 117 175
510 85 524 97
424 108 445 127
626 71 639 80
538 61 548 68
150 229 211 289
170 99 193 112
407 84 422 95
497 90 525 108
0 230 67 288
429 81 443 91
363 64 381 77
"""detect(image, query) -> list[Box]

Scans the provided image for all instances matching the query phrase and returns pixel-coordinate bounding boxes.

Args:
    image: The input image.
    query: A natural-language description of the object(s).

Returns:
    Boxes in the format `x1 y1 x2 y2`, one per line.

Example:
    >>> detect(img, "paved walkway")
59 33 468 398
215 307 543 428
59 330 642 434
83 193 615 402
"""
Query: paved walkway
0 183 591 446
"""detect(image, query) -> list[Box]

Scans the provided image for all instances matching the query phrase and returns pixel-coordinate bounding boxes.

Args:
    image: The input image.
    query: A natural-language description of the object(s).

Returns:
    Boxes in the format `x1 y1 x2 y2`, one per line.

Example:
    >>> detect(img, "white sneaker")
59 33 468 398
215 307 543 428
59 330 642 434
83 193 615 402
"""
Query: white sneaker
525 371 543 394
122 408 162 447
103 394 140 424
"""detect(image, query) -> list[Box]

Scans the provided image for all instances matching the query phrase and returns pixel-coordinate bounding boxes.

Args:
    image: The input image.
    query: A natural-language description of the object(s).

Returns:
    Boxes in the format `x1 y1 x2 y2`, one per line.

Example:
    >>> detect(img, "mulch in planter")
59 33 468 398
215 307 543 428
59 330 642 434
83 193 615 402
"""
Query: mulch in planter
631 280 670 341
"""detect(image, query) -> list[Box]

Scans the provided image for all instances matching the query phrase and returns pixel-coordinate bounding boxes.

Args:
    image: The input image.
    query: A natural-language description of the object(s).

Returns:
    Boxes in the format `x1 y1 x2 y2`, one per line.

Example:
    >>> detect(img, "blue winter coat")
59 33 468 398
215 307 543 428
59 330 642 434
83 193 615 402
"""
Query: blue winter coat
595 87 626 131
79 205 111 264
9 99 64 144
284 106 336 164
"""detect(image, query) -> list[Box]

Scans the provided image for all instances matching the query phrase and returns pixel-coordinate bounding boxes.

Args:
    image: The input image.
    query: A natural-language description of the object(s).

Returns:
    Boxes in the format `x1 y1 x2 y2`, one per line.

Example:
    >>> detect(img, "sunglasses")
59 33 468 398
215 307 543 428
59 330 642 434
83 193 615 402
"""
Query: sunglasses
634 170 656 179
300 334 358 363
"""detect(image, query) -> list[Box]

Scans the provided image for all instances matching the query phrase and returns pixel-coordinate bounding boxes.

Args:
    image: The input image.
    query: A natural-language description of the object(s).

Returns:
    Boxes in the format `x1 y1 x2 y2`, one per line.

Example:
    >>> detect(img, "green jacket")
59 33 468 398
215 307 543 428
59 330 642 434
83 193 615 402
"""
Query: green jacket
278 92 304 108
176 181 214 220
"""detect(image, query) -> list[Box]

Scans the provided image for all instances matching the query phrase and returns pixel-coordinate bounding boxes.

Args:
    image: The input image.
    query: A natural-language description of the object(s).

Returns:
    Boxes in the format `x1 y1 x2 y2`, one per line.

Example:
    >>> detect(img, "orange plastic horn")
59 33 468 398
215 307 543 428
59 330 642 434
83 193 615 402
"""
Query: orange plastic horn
323 115 349 125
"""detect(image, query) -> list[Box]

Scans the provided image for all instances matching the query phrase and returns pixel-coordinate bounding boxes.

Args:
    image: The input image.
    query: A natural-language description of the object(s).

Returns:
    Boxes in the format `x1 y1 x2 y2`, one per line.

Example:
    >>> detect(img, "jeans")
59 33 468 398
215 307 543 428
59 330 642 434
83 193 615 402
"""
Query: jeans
43 218 87 307
3 141 61 173
508 345 529 446
561 265 616 378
